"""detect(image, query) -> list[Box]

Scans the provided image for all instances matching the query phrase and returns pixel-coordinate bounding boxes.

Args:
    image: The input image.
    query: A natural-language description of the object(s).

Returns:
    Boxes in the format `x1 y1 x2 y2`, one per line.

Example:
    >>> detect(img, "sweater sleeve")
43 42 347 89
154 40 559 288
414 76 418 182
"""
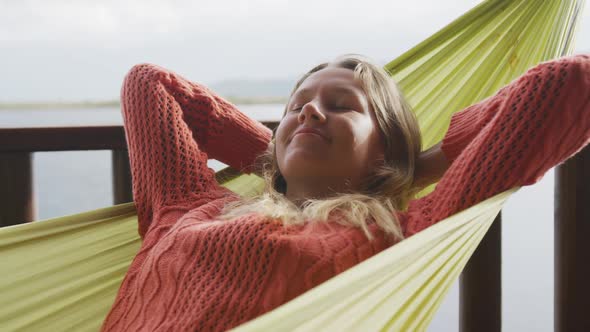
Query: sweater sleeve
403 54 590 237
121 63 272 238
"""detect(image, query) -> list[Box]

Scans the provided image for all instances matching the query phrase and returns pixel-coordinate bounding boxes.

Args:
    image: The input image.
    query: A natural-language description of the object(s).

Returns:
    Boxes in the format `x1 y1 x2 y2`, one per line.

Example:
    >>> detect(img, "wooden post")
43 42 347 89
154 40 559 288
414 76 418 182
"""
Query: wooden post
0 152 35 227
112 149 133 204
460 213 502 332
555 145 590 332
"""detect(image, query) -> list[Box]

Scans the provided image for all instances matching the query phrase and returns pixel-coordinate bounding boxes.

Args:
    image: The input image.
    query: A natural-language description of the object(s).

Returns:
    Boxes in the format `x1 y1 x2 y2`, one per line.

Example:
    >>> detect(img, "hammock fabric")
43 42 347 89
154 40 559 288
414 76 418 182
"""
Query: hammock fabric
0 0 586 331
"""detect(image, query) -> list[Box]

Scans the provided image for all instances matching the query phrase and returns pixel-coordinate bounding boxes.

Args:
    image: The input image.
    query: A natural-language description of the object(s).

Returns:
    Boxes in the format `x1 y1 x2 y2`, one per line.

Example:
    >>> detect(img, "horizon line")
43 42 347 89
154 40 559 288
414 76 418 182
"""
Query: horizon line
0 96 289 110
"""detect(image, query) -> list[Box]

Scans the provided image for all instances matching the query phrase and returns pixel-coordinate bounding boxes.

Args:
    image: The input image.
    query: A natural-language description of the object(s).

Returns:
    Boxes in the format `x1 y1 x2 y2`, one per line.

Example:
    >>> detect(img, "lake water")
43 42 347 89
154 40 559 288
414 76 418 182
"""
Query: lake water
0 104 284 128
0 106 556 331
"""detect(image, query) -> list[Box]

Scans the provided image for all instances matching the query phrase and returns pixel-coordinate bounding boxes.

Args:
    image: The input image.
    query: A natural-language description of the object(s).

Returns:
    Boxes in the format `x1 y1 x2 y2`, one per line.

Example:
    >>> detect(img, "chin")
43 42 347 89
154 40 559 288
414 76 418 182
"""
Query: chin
281 162 331 178
282 162 350 180
281 148 327 163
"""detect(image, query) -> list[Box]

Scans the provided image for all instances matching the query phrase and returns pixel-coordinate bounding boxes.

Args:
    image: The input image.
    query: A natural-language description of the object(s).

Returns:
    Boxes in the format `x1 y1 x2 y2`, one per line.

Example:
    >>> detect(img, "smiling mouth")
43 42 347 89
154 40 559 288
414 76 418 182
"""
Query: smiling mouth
293 132 329 141
295 132 322 137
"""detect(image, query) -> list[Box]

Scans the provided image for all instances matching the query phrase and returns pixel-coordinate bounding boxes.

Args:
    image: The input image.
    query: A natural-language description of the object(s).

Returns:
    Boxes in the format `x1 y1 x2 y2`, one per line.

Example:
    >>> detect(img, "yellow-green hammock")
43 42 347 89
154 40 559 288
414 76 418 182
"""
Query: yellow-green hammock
0 0 584 331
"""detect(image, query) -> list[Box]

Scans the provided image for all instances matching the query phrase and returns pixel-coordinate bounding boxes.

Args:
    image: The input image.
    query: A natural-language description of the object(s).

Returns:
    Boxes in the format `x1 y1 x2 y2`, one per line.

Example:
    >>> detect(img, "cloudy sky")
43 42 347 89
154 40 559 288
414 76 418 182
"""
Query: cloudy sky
1 0 589 102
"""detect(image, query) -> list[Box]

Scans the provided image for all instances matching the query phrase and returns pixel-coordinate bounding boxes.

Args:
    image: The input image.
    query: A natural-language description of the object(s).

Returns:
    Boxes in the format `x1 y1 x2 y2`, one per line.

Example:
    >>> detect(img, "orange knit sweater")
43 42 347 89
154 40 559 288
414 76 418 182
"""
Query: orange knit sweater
101 54 590 331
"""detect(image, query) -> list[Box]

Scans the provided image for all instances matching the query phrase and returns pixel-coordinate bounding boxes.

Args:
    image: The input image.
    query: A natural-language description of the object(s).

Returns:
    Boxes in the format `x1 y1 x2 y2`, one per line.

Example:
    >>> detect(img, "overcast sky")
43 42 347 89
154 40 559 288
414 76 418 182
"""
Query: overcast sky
1 0 589 102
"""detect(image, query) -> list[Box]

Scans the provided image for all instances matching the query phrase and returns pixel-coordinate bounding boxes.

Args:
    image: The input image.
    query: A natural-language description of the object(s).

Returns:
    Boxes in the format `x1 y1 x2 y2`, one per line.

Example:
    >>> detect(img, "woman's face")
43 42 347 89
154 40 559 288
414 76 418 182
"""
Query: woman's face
275 66 385 190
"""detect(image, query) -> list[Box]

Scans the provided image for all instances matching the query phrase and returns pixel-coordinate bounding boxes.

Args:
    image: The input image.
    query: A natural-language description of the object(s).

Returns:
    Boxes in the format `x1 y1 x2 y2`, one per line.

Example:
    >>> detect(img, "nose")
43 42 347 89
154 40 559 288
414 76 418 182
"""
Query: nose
298 102 326 124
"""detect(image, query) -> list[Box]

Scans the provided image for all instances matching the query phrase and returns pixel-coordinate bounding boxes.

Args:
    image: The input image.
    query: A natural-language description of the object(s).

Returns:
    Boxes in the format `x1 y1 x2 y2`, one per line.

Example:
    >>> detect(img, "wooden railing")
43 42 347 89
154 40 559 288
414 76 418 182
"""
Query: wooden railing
0 125 588 332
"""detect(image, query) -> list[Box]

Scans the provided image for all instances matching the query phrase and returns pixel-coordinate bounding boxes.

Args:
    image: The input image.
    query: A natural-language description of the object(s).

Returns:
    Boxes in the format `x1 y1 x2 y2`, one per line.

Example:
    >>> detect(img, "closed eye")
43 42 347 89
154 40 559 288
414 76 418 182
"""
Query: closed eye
333 105 354 111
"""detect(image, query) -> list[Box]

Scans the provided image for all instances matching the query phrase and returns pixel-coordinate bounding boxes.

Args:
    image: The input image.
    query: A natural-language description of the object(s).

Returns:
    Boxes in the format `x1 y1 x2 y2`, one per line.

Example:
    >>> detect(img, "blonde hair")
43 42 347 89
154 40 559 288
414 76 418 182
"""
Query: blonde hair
218 54 423 241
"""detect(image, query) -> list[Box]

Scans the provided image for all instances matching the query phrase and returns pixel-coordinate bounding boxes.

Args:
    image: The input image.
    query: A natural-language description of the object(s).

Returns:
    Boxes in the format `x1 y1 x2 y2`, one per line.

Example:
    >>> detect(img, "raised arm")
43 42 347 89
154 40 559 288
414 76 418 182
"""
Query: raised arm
121 63 272 238
403 54 590 237
413 142 450 189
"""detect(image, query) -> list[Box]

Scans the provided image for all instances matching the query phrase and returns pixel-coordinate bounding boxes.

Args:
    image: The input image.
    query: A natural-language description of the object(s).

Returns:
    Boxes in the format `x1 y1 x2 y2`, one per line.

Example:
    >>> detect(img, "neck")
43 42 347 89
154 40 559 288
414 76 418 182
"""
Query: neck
284 176 356 207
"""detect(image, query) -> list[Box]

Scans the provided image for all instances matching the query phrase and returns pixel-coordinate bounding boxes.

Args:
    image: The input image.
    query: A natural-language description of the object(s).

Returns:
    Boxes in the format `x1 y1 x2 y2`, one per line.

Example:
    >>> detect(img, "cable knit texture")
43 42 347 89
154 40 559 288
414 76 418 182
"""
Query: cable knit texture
101 55 590 331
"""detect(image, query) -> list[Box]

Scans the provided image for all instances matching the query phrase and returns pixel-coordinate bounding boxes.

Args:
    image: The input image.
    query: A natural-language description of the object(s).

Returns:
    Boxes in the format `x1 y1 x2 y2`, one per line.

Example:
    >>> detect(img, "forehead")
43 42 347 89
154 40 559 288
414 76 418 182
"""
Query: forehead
293 67 366 99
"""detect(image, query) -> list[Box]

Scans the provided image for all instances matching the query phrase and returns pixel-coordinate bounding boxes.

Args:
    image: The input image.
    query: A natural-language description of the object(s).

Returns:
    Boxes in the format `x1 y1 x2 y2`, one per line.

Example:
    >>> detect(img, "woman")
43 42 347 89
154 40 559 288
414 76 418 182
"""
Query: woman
101 54 589 331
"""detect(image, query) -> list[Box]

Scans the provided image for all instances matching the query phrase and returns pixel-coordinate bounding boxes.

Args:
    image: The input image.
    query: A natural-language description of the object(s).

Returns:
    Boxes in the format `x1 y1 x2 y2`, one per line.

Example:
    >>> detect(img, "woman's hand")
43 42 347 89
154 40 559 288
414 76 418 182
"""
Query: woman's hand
413 141 450 189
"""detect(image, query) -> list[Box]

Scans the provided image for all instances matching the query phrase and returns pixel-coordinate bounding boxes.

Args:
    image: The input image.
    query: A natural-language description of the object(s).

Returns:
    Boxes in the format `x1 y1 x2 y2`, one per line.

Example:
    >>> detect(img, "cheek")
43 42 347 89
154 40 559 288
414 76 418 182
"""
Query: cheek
340 118 374 148
338 120 384 165
275 116 295 142
274 120 292 159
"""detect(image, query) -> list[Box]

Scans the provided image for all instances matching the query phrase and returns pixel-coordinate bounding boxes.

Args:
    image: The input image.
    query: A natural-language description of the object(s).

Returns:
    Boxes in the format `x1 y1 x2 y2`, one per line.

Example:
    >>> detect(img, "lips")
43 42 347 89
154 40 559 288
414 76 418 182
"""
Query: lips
293 127 330 141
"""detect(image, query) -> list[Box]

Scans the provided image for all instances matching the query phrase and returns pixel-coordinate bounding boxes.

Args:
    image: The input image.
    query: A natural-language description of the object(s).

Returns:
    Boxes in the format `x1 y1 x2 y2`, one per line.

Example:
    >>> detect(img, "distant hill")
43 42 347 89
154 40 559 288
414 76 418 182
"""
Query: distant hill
210 78 297 99
0 78 298 110
0 95 288 110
